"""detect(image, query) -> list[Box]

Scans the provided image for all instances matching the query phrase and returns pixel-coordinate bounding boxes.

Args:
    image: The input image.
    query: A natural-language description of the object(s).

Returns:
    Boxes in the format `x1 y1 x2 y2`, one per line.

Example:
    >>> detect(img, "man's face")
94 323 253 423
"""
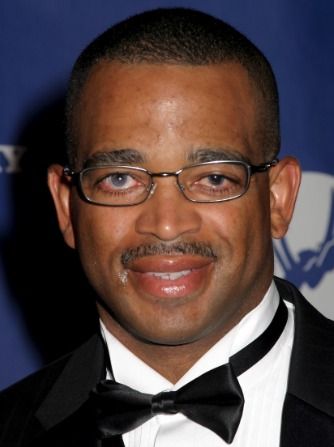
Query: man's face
60 62 277 346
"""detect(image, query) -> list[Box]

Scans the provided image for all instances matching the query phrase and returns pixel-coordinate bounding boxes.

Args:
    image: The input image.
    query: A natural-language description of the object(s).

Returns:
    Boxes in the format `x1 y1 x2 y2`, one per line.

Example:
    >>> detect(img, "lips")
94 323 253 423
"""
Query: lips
126 255 214 299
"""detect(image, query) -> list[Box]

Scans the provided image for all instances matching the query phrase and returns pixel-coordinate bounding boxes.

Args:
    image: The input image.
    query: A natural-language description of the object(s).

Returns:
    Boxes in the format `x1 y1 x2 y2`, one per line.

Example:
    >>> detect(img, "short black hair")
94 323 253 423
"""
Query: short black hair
66 7 280 166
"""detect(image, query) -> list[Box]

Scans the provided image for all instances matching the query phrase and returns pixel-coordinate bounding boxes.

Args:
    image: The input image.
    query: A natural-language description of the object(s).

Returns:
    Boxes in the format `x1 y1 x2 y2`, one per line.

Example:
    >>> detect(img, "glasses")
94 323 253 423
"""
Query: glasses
63 159 278 207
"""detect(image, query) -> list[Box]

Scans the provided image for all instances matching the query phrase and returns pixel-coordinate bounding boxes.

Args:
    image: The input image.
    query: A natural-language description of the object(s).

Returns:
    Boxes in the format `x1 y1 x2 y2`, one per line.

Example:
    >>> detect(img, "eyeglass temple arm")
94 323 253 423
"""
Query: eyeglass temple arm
251 158 279 174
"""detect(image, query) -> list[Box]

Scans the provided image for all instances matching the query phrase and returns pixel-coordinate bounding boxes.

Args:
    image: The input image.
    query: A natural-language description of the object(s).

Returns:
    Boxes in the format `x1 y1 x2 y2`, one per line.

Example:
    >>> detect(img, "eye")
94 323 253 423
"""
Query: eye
81 166 151 205
194 172 241 190
103 172 138 190
93 171 147 196
182 163 246 201
83 167 150 197
201 174 227 187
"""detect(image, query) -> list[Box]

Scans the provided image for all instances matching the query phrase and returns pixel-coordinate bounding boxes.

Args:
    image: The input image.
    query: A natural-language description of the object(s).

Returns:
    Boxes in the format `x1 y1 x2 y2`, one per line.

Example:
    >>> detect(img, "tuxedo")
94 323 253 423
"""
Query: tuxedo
1 277 334 447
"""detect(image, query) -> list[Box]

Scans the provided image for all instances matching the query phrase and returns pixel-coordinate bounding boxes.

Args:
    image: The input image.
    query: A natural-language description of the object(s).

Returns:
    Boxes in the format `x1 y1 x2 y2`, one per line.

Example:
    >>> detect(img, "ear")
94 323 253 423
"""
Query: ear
47 164 76 249
269 156 301 239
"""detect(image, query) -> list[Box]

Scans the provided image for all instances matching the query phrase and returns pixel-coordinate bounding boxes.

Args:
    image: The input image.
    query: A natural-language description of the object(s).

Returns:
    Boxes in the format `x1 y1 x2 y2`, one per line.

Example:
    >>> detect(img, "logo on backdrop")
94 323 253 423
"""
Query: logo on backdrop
274 171 334 318
0 145 26 173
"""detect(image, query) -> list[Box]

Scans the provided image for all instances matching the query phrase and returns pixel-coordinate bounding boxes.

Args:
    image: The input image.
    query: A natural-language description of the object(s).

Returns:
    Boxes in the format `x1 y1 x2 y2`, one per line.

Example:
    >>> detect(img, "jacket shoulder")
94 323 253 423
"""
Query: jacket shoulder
0 353 69 404
0 353 70 442
0 334 101 445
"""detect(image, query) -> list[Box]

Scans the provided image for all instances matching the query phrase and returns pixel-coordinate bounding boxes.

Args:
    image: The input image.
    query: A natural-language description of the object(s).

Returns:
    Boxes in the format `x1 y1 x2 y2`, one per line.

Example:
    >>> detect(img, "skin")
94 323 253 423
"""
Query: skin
48 62 301 382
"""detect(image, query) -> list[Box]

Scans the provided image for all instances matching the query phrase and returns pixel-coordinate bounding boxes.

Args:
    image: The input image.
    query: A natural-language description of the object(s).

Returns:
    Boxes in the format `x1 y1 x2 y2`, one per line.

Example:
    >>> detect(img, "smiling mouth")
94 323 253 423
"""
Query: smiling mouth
126 256 214 299
120 241 217 300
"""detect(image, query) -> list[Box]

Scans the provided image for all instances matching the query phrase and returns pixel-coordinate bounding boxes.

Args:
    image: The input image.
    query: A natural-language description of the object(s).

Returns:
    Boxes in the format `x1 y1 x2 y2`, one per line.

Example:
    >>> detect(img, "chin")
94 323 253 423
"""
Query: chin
126 320 213 347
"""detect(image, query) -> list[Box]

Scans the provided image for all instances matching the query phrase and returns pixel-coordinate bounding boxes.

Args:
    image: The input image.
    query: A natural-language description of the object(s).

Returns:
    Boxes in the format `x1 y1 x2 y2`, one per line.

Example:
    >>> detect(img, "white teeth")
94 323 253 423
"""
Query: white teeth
149 270 191 280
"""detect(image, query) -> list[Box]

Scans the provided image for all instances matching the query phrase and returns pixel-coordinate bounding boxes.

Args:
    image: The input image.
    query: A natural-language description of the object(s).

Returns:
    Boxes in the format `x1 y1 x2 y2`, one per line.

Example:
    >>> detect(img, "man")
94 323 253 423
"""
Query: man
1 7 334 447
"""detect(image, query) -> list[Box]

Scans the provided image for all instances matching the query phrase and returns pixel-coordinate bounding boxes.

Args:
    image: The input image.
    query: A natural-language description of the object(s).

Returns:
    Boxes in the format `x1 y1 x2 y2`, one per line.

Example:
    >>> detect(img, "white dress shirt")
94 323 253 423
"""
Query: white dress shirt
100 282 295 447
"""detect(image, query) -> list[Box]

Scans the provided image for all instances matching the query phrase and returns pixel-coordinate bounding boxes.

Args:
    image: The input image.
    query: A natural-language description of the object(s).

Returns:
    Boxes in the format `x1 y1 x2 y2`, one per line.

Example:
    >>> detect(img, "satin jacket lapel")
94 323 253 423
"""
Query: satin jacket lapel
32 334 124 447
275 277 334 447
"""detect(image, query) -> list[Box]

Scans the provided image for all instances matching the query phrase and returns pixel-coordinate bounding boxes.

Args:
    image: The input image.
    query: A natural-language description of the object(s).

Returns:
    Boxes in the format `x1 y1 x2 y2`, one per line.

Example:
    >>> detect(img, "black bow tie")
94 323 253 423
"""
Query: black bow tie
91 299 287 443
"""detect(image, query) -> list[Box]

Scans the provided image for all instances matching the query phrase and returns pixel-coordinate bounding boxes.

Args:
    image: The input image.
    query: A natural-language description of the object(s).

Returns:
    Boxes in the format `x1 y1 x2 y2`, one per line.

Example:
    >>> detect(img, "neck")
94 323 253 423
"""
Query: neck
98 302 257 383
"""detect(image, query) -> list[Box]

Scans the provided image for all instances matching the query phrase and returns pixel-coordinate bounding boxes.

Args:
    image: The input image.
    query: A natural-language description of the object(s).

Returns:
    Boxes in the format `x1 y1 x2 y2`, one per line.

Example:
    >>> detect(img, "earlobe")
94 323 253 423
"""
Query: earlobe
269 156 301 239
47 164 76 249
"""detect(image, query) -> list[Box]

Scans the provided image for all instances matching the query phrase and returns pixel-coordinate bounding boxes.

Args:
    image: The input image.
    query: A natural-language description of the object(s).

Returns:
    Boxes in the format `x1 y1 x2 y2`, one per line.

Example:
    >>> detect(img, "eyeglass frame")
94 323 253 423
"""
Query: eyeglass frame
63 158 279 206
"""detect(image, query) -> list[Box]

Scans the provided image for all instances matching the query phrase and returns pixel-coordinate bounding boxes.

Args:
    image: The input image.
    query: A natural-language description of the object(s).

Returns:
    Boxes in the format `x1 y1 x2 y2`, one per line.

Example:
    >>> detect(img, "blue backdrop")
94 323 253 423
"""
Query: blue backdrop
1 0 333 390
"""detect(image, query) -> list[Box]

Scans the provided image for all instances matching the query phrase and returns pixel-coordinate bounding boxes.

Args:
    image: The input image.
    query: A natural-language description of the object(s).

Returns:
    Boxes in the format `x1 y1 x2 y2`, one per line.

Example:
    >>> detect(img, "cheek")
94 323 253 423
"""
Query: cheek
237 192 272 265
207 192 272 262
204 203 250 252
70 202 134 277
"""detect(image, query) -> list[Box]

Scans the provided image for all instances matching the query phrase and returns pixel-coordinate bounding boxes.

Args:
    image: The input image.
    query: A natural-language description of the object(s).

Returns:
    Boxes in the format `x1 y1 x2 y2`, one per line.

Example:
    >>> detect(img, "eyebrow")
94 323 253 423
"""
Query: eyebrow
83 149 146 168
187 148 251 164
82 147 250 168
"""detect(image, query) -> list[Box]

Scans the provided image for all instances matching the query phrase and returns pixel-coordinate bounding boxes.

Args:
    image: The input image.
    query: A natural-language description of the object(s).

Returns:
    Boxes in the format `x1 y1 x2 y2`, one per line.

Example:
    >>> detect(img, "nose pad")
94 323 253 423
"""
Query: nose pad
135 179 202 241
178 182 186 193
149 183 157 196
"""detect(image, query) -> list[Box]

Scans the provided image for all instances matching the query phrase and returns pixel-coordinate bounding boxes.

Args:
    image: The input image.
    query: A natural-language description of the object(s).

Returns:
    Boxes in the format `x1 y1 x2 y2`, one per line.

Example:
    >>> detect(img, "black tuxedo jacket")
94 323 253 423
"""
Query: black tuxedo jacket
1 277 334 446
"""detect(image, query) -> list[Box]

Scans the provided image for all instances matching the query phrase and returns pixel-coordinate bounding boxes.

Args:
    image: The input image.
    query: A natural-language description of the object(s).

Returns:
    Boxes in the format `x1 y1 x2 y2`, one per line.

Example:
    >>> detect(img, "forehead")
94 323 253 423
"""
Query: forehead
74 61 261 166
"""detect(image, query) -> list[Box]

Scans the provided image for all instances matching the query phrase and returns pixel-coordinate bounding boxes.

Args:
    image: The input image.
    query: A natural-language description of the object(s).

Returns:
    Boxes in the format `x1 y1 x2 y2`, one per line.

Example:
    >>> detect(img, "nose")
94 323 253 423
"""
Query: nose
135 178 202 241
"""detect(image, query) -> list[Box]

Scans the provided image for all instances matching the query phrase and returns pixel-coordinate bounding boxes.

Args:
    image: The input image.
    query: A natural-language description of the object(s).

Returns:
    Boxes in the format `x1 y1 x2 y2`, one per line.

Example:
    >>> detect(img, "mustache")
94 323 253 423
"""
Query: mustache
121 242 217 267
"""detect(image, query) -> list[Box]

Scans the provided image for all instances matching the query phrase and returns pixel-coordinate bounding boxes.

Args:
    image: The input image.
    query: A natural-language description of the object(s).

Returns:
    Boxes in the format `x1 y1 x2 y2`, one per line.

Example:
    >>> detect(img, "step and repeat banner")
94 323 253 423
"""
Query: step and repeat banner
1 1 333 390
